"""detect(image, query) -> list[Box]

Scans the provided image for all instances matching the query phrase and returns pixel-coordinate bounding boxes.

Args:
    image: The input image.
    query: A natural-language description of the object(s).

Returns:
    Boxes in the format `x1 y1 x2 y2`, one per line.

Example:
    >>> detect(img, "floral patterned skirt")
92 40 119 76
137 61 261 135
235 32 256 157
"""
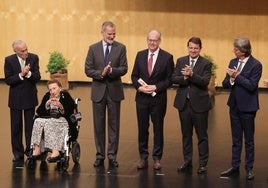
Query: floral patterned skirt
31 117 68 151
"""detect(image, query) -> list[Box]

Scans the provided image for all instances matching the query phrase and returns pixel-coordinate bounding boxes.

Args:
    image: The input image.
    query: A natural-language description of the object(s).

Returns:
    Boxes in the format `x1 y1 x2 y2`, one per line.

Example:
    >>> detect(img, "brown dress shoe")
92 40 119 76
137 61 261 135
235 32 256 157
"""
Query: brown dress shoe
137 160 148 169
153 160 161 170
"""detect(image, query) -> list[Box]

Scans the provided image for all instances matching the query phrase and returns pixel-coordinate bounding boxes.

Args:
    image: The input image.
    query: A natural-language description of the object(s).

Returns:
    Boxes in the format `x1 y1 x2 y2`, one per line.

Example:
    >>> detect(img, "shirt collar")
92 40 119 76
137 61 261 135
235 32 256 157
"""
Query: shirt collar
239 56 250 64
149 48 160 57
190 56 199 62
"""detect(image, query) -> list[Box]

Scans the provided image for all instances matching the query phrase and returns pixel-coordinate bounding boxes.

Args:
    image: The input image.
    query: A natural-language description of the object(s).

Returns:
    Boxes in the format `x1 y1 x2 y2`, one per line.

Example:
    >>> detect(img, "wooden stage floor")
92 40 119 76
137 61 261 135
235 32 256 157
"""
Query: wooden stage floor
0 81 268 188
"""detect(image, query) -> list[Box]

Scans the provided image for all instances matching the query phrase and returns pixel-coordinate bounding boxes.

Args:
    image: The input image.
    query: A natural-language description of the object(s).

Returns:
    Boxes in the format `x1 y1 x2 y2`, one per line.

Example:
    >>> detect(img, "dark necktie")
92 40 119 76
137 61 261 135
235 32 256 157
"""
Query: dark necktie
104 43 110 66
148 53 154 76
237 61 244 72
190 59 195 68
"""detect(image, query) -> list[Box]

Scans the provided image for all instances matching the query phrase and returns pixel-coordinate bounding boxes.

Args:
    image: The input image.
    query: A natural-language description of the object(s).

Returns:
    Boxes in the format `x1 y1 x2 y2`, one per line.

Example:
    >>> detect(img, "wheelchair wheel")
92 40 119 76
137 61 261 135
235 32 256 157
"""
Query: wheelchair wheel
71 142 80 164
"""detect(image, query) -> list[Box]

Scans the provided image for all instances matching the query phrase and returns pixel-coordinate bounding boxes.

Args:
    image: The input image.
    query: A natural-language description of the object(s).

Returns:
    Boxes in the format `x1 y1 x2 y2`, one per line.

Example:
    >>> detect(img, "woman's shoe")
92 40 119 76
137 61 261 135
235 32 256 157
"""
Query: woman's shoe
31 154 41 160
47 155 61 163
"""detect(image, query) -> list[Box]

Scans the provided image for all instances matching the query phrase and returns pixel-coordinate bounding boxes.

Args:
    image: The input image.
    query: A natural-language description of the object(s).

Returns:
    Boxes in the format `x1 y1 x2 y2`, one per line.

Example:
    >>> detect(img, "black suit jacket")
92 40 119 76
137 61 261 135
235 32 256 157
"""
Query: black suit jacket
131 48 174 104
222 56 262 112
85 40 128 102
172 55 212 112
4 53 41 110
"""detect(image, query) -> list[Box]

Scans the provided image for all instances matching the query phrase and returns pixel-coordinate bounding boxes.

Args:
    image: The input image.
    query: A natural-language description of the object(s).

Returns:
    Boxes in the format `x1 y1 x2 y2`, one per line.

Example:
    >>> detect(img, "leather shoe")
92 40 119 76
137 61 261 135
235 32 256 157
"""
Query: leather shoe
93 159 104 167
220 167 240 177
137 160 148 169
47 155 61 163
109 159 119 168
197 165 207 174
177 162 192 172
246 169 255 180
154 160 161 170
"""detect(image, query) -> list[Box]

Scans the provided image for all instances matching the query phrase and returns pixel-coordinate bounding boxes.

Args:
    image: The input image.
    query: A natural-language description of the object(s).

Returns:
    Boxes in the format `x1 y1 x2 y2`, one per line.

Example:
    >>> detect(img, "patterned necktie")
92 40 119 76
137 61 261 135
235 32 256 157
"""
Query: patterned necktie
104 43 110 66
148 53 154 76
190 59 195 68
237 60 244 72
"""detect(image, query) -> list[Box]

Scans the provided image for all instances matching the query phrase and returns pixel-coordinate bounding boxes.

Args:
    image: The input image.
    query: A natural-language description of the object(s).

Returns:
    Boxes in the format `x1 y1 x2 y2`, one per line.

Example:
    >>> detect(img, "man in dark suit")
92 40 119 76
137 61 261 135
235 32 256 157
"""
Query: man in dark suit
4 40 41 162
85 21 128 168
220 38 262 180
131 30 174 170
172 37 212 174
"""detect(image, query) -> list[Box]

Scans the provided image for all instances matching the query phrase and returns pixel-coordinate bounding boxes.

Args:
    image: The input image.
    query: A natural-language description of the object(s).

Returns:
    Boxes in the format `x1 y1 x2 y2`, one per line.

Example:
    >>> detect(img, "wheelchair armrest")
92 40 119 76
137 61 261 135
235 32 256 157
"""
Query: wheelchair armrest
75 98 81 105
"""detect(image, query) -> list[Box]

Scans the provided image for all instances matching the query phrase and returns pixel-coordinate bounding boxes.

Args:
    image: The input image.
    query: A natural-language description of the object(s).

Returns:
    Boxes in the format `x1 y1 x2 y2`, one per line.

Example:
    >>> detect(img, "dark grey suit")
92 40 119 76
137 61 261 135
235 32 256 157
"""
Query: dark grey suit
172 55 212 166
85 40 128 160
4 53 41 158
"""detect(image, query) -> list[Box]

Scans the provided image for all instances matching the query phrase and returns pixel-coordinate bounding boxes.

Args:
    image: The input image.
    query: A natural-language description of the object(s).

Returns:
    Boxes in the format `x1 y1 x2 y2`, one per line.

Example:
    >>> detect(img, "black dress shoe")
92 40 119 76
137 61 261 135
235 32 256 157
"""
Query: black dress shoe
246 169 255 180
137 160 148 169
47 155 61 163
31 154 41 160
12 156 24 162
93 159 104 167
220 167 240 177
177 162 192 172
197 165 207 174
109 159 119 168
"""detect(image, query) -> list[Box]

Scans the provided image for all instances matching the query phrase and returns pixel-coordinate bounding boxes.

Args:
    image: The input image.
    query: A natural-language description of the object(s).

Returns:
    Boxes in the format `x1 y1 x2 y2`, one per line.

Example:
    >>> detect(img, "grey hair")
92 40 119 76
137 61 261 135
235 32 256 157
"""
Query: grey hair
147 29 162 40
233 38 252 56
101 21 116 31
12 40 25 51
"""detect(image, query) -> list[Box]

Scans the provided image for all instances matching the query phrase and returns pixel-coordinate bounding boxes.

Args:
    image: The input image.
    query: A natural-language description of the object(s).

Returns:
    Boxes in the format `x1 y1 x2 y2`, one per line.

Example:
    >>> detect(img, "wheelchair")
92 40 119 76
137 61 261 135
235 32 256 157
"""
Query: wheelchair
26 98 82 171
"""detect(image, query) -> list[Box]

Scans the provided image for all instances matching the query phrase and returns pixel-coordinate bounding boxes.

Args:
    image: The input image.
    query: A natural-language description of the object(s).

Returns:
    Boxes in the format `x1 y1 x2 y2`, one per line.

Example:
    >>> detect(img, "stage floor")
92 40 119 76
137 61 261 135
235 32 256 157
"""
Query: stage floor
0 81 268 188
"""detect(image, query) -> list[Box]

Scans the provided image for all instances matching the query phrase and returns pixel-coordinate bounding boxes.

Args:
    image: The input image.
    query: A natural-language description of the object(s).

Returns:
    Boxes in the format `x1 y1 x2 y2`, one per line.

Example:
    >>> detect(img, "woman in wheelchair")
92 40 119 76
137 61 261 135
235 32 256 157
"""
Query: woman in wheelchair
30 79 75 163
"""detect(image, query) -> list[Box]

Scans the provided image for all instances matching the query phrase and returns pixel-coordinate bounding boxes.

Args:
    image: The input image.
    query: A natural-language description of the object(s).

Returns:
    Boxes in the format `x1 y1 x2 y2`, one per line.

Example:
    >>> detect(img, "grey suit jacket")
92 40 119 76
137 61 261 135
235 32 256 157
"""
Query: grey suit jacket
85 40 128 102
172 55 212 113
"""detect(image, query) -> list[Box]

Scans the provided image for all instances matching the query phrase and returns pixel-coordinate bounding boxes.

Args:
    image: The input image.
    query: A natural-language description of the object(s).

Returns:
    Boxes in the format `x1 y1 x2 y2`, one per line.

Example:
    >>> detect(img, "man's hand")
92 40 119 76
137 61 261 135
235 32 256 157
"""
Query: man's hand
101 62 111 77
226 67 240 79
138 84 156 94
181 65 193 79
20 64 30 77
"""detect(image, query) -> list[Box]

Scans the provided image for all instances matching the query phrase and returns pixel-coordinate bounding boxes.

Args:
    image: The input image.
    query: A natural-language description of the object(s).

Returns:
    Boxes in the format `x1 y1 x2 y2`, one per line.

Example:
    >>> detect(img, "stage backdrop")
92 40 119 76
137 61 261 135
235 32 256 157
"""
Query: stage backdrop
1 0 268 87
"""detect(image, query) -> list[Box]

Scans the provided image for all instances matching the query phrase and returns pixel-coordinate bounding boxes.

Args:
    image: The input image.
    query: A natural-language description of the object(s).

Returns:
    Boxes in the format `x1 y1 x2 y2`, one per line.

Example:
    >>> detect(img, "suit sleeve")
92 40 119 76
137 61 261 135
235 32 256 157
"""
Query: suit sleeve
84 46 103 80
171 57 190 86
27 54 41 84
4 56 23 86
234 61 262 92
155 54 174 92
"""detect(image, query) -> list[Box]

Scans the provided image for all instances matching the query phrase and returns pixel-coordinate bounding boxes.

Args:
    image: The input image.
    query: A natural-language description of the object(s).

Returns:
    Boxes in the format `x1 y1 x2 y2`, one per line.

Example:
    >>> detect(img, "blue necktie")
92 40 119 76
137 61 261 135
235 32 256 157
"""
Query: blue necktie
104 44 110 66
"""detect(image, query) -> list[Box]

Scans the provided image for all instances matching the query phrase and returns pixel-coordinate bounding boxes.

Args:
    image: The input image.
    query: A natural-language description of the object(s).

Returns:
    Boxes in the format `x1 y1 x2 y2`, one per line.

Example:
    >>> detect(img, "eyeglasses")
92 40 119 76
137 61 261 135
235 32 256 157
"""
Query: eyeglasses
147 39 160 43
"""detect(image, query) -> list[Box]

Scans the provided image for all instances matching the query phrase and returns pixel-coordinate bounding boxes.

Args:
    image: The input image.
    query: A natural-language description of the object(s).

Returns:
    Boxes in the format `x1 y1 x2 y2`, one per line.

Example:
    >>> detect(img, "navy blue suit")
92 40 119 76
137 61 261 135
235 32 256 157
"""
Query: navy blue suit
4 53 41 159
222 55 262 170
131 49 174 160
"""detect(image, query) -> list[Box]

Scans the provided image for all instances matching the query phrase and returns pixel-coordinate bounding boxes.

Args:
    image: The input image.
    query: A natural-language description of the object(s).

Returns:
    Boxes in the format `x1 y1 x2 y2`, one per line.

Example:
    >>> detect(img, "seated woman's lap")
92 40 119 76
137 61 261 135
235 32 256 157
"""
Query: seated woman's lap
31 117 69 151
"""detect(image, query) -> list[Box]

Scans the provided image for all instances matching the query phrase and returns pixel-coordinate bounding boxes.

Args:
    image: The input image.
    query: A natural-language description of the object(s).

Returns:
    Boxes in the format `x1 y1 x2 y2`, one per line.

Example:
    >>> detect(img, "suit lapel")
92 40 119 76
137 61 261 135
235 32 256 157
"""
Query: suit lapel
151 50 162 76
13 55 22 71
